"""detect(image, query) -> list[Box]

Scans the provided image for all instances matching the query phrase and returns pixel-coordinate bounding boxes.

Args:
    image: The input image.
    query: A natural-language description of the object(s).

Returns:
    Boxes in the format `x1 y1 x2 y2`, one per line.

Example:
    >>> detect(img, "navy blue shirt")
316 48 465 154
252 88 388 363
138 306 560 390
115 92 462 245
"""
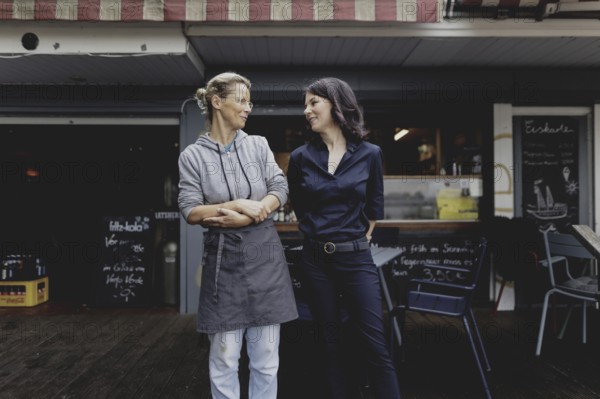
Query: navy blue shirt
288 137 384 242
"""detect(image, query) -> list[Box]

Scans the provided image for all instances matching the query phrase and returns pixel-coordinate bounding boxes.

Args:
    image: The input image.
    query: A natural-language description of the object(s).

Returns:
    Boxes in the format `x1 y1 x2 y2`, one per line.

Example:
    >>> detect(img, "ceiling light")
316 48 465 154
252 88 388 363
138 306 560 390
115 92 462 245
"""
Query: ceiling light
394 128 409 141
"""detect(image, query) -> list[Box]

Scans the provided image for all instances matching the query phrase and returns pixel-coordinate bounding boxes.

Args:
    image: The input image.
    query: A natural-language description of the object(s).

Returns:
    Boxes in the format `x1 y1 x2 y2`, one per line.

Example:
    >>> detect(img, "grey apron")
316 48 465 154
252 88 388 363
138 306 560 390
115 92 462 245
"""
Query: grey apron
197 219 298 333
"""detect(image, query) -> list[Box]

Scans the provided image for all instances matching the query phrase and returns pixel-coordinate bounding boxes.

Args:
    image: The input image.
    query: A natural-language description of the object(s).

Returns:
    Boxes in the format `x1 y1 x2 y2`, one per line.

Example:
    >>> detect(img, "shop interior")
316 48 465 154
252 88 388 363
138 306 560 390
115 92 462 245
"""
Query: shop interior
245 103 492 222
0 124 180 306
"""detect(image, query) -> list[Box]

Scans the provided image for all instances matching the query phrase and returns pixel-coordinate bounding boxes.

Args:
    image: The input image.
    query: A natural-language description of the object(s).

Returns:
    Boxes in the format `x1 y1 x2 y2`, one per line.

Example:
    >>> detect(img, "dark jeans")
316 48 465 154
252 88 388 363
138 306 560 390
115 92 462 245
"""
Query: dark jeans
301 244 401 399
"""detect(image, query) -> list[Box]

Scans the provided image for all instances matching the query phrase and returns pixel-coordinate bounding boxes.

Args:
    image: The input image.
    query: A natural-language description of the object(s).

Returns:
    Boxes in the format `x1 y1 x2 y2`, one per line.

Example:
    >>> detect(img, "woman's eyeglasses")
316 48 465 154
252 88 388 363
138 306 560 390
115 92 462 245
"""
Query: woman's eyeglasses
225 96 253 110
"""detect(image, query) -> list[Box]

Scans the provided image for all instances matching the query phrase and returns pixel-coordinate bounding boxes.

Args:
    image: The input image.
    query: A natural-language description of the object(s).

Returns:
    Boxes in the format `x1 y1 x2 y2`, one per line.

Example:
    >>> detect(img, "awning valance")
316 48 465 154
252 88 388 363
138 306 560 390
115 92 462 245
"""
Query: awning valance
1 0 442 22
449 0 564 20
454 0 551 7
454 0 600 13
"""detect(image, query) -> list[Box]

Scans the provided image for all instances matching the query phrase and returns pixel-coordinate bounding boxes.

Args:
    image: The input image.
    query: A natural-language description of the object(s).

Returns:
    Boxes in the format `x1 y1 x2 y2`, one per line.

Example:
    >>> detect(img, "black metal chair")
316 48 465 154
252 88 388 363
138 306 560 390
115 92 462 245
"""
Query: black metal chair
390 237 492 399
535 226 599 356
488 216 544 315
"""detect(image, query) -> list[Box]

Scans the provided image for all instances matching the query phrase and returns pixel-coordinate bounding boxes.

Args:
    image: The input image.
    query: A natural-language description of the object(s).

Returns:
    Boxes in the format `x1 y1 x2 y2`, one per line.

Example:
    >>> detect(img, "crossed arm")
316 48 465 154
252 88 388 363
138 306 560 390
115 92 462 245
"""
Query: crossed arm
186 195 281 229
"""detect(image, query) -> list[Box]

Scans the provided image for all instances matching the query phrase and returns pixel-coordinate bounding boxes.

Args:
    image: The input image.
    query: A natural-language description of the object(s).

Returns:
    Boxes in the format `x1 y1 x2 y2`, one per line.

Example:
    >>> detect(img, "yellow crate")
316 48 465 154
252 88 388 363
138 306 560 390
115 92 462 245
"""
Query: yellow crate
0 277 49 307
436 188 479 220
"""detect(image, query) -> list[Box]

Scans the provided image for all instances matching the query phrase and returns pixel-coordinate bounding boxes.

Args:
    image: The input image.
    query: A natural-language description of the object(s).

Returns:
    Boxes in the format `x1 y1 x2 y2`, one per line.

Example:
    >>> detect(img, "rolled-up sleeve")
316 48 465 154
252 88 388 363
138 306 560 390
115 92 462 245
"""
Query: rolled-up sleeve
178 150 204 222
261 136 288 207
365 147 384 220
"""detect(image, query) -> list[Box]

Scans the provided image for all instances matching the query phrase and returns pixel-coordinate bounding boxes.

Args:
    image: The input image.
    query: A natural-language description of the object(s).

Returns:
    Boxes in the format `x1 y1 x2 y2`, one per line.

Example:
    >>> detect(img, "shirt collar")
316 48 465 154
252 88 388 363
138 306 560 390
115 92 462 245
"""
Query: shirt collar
312 135 362 152
346 138 361 153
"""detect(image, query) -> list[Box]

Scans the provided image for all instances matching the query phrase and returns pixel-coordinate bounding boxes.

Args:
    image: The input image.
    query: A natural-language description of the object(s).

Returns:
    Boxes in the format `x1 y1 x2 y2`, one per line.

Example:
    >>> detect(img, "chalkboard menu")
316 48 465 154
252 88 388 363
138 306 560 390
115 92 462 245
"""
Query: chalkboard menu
389 237 478 284
519 116 580 229
96 215 153 306
368 231 487 304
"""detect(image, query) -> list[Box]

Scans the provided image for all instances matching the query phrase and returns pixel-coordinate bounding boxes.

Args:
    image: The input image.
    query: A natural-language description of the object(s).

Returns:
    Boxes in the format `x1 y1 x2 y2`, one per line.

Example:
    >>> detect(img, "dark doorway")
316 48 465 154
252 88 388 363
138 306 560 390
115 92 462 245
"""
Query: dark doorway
0 124 180 306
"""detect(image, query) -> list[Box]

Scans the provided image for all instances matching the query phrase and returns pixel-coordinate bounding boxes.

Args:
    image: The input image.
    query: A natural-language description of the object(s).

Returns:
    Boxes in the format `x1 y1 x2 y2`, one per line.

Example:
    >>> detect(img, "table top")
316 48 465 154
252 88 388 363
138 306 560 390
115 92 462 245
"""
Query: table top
571 225 600 260
371 246 403 268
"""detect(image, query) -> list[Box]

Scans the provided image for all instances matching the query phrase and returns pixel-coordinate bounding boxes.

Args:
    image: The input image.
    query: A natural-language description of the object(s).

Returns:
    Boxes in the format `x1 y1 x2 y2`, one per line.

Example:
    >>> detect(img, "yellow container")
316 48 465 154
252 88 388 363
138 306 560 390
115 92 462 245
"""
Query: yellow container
0 277 49 307
436 188 479 220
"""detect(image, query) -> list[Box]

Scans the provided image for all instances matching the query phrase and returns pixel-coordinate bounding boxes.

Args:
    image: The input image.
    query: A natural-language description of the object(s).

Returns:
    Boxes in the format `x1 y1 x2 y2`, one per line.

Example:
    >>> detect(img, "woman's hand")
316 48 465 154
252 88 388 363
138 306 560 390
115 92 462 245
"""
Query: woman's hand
366 220 376 243
203 208 252 228
234 199 271 223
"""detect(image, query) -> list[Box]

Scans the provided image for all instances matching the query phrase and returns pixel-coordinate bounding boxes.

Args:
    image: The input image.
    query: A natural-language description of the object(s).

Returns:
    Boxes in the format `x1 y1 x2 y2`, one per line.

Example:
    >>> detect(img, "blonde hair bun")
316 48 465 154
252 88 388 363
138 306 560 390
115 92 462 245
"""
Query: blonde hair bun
195 88 208 114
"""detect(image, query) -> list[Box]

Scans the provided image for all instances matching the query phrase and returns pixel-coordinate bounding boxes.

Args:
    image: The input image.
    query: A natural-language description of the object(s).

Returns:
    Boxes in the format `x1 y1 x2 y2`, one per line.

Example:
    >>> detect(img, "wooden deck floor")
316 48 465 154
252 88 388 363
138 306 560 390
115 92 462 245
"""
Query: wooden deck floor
0 303 598 399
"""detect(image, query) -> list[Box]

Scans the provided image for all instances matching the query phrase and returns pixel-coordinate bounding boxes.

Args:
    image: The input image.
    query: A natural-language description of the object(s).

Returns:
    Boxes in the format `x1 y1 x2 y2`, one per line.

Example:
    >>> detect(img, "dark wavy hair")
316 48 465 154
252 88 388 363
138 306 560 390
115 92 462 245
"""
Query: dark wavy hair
305 77 367 141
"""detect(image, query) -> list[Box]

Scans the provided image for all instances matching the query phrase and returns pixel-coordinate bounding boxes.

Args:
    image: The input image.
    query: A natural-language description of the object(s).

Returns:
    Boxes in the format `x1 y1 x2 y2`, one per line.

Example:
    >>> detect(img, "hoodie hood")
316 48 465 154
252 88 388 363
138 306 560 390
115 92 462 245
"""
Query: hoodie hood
195 130 249 153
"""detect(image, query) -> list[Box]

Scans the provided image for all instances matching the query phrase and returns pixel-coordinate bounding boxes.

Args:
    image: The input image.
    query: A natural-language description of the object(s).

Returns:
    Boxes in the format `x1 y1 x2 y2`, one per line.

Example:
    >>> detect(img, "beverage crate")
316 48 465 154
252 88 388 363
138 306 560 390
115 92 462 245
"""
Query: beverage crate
0 277 49 307
1 255 47 281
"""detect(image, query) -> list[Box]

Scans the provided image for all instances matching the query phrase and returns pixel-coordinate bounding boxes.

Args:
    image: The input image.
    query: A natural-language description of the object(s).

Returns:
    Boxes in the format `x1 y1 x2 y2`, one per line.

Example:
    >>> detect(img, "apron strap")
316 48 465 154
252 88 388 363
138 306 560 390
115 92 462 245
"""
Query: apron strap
214 232 225 300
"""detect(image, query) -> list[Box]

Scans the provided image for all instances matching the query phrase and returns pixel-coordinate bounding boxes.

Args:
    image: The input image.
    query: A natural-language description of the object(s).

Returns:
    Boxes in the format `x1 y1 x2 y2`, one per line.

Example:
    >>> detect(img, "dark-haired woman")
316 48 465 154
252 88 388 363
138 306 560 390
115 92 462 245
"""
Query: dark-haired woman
288 77 401 399
178 72 298 399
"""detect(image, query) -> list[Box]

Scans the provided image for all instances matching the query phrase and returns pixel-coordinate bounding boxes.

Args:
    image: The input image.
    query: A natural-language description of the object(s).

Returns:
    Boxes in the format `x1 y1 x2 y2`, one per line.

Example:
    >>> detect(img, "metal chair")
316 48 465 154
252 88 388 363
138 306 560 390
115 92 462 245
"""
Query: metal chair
535 227 599 356
488 216 543 315
390 237 492 399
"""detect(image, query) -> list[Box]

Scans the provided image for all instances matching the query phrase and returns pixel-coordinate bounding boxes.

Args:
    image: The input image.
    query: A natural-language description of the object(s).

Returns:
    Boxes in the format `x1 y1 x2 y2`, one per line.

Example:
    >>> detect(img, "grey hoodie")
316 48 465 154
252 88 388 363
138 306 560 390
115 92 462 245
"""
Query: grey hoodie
178 130 288 221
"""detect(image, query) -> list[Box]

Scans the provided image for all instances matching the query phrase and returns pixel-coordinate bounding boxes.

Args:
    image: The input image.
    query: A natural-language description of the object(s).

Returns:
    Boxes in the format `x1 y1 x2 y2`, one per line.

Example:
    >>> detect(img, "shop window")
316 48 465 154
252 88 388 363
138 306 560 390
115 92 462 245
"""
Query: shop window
367 123 482 178
368 124 483 221
246 112 486 222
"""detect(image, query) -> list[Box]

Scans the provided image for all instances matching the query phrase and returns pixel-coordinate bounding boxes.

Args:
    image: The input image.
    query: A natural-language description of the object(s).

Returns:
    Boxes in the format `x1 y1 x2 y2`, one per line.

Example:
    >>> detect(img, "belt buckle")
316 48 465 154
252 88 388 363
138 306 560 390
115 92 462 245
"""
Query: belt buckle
323 242 336 254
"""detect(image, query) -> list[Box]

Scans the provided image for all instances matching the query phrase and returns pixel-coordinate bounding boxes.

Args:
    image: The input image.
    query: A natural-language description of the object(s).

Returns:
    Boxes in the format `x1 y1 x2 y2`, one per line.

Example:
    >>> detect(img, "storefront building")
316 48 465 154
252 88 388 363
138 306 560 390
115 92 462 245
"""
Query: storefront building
1 0 599 313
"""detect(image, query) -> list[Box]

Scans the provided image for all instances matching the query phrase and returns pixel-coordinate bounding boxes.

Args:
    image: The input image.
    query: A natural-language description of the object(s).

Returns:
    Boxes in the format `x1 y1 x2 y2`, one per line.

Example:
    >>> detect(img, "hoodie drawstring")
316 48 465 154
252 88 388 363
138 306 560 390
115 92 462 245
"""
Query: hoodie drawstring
234 140 253 200
216 142 235 201
215 137 252 201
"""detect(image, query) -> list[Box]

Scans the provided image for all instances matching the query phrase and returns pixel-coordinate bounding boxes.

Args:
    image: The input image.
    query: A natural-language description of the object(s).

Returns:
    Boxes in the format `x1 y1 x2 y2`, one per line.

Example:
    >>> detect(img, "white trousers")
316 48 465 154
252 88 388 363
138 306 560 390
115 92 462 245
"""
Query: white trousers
208 324 280 399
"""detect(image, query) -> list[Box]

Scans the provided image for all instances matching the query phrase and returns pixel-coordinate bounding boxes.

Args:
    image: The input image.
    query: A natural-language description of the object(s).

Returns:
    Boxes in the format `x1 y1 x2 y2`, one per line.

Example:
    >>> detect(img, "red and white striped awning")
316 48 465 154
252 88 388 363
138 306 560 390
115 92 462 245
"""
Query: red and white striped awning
1 0 442 22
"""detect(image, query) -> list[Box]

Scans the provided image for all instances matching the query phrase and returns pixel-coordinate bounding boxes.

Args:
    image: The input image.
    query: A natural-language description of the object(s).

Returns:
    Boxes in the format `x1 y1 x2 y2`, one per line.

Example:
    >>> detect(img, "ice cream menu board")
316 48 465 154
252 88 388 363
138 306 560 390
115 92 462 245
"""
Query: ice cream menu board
519 116 580 229
96 215 152 306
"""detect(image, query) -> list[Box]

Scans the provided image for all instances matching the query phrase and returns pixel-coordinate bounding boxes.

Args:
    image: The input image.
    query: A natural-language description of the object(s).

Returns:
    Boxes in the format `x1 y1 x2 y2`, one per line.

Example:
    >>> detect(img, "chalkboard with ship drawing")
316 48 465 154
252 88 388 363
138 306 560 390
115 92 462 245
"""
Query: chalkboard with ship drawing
517 116 581 230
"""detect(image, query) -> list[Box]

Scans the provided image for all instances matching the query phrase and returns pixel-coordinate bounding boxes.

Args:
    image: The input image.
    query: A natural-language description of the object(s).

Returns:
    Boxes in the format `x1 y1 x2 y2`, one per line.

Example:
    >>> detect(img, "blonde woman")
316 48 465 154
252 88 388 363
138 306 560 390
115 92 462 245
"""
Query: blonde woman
178 72 298 399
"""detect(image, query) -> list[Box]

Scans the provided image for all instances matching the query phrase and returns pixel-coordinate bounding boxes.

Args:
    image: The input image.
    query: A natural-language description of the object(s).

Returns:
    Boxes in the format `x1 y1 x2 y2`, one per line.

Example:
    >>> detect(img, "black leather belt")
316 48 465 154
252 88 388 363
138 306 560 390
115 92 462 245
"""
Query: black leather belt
306 237 370 254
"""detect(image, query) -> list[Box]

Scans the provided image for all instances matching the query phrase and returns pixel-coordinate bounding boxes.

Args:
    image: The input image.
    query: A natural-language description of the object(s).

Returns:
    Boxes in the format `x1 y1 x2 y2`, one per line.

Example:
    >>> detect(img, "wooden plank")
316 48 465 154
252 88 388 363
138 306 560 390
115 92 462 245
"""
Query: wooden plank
0 313 117 391
0 313 78 367
166 333 211 399
105 315 193 398
111 315 194 398
33 313 179 399
0 311 135 393
48 313 186 398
